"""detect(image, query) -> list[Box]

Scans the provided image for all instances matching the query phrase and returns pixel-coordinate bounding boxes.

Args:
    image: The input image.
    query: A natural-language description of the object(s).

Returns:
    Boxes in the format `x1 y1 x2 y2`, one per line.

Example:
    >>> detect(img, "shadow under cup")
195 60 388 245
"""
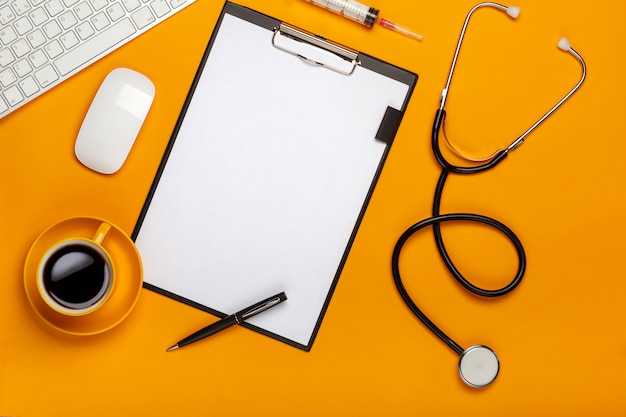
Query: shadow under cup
37 238 114 316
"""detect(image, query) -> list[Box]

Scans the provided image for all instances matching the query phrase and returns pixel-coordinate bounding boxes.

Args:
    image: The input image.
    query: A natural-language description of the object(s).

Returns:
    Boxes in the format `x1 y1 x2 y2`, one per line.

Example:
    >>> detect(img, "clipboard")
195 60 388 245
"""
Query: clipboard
132 1 417 351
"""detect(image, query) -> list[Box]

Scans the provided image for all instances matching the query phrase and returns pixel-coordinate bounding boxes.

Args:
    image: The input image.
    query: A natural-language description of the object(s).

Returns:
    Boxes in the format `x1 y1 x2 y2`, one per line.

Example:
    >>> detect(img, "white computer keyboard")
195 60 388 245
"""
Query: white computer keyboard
0 0 195 120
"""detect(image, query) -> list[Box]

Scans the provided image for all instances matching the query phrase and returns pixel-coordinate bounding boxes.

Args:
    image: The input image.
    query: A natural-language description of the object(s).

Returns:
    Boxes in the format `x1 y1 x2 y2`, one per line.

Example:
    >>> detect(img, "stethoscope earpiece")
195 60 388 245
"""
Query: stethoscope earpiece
505 5 520 19
458 345 500 388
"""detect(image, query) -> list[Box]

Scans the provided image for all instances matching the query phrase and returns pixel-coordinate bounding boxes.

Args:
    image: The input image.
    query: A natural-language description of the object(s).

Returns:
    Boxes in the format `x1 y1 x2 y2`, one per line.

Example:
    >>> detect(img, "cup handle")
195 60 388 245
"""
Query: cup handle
93 222 112 246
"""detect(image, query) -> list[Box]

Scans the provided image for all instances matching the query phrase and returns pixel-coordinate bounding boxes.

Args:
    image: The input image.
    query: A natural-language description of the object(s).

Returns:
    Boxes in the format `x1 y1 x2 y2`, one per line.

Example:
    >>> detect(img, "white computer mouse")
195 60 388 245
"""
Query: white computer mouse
75 68 155 174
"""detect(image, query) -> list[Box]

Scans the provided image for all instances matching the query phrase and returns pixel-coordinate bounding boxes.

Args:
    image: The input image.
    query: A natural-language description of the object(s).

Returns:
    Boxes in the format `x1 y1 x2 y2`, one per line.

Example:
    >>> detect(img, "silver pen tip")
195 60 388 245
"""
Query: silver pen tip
166 344 179 352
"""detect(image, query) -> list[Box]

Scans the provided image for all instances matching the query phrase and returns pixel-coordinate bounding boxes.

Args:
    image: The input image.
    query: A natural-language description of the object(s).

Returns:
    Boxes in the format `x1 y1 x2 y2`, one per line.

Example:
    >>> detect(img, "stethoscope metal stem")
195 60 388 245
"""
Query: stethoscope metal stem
439 2 588 158
507 47 587 152
440 2 509 110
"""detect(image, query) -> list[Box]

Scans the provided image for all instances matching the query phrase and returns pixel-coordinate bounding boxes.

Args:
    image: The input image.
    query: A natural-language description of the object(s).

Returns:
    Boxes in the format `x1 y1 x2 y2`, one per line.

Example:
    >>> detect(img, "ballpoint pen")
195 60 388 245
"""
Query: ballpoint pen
166 292 287 352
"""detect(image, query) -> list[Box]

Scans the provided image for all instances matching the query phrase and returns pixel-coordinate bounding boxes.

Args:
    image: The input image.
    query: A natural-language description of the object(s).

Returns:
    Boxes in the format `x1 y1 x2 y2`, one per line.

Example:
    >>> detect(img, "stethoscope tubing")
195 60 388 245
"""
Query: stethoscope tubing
431 169 526 298
391 168 527 356
391 214 525 355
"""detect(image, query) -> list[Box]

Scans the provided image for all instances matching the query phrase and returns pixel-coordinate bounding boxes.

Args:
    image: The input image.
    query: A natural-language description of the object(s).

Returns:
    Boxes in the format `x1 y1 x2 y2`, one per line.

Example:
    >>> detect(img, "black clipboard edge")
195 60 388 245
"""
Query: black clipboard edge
132 1 418 352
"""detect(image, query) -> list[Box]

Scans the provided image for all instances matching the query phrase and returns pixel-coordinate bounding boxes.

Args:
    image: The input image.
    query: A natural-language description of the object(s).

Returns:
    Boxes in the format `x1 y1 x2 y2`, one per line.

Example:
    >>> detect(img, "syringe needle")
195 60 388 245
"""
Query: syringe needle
379 18 423 41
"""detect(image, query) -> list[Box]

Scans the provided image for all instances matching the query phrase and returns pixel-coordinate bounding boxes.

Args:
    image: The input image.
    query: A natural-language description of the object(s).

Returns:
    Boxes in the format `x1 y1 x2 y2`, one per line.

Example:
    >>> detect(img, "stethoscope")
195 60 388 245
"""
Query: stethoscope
391 2 587 388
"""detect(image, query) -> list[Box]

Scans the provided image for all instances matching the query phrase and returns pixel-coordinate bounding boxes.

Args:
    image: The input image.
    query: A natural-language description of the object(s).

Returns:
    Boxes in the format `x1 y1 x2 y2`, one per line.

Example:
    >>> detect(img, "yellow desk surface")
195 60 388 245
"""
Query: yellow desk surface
2 0 625 415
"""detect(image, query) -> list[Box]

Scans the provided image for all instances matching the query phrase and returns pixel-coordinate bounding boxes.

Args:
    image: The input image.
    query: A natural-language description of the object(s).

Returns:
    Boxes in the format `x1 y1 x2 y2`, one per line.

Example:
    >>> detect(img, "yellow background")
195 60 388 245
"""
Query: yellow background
2 0 625 415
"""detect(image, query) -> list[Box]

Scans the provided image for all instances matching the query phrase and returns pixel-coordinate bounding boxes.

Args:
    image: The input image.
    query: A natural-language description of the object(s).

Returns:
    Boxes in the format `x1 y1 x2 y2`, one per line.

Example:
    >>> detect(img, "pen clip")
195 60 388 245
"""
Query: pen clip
240 296 282 320
272 23 359 76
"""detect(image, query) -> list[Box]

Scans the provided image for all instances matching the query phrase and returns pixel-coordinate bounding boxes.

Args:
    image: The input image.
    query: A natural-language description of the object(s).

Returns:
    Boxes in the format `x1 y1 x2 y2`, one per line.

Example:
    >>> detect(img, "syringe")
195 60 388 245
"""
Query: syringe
302 0 423 41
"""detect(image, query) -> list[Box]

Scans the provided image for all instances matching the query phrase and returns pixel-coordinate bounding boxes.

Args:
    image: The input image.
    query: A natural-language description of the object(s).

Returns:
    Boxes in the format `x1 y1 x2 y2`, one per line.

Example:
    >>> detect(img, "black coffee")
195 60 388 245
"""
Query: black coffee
43 244 110 309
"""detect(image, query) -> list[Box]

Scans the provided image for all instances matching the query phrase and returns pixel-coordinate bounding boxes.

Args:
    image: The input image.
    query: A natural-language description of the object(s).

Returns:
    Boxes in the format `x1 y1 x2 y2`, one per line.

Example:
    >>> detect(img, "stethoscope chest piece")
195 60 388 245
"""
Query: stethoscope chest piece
458 345 500 388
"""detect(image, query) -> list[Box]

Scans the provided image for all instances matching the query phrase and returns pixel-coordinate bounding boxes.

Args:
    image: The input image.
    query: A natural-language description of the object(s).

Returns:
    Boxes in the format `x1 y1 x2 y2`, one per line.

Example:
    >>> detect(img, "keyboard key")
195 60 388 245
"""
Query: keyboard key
54 17 135 75
33 63 57 86
0 26 17 45
88 0 107 11
28 48 47 67
105 2 123 20
73 1 92 19
44 39 62 58
0 96 8 113
149 0 169 18
121 0 139 12
169 0 184 9
44 0 64 16
61 0 79 7
19 75 39 96
0 47 15 66
75 20 94 39
4 84 24 105
14 57 32 76
14 15 34 34
59 30 78 48
0 67 16 86
0 5 16 24
27 28 46 48
90 11 109 30
131 6 153 29
11 38 30 57
12 0 31 14
42 19 61 38
28 7 49 25
58 9 77 29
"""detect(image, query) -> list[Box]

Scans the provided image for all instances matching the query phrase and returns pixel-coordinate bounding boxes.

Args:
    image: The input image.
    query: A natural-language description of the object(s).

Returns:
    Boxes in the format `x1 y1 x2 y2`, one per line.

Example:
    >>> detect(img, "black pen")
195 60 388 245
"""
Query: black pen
166 292 287 352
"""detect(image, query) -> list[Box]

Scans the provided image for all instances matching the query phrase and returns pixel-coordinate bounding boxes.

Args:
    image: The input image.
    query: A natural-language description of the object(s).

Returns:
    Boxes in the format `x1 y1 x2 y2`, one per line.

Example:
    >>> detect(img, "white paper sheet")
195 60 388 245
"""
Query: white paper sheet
134 11 411 348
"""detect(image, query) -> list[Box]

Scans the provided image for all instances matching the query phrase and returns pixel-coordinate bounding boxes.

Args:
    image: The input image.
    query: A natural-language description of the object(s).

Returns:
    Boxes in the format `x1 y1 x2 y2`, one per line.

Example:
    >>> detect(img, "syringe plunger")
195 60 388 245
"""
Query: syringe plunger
305 0 379 27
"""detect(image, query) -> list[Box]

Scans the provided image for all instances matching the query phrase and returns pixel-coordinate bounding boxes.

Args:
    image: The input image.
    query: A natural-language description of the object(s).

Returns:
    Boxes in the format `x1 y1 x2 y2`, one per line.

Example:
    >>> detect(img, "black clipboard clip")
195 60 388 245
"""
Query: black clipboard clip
272 23 359 75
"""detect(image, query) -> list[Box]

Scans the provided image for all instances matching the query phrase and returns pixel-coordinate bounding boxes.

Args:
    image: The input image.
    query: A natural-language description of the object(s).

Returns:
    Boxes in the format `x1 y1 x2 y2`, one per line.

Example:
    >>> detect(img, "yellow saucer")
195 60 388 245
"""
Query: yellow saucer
24 217 143 336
